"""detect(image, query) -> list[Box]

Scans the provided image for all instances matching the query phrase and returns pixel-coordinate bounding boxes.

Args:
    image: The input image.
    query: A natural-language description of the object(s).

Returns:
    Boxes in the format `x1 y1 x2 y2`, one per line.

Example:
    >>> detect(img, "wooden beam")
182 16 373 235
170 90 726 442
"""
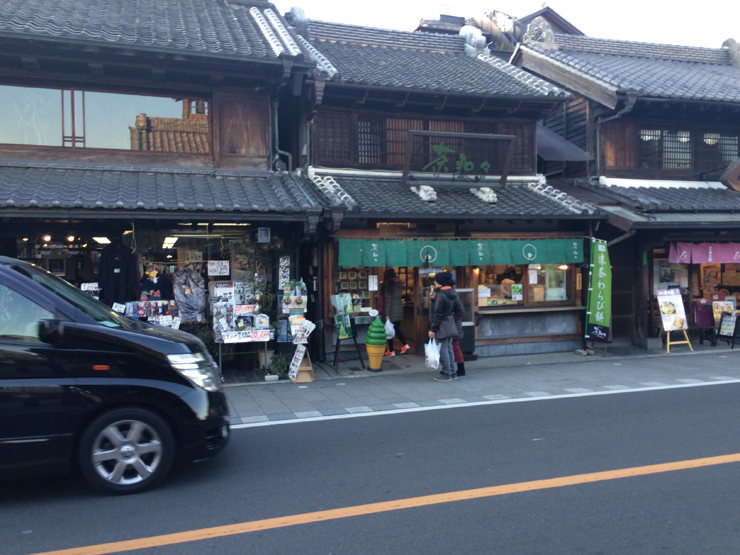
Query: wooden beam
519 50 619 110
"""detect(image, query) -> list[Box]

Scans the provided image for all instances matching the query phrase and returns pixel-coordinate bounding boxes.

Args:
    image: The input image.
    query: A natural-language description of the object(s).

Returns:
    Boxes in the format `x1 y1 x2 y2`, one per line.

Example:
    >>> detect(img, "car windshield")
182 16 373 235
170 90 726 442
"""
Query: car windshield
8 263 133 329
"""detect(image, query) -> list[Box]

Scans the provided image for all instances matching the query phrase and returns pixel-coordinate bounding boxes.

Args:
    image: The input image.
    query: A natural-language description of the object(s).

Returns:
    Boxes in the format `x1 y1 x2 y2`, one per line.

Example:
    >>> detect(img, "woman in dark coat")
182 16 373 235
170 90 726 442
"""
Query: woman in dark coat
428 271 459 381
382 268 409 356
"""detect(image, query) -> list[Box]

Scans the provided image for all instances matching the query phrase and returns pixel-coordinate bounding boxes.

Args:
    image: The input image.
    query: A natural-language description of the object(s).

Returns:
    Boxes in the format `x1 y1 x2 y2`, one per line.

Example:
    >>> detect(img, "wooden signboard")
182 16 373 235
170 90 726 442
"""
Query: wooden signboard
288 344 314 383
717 312 738 349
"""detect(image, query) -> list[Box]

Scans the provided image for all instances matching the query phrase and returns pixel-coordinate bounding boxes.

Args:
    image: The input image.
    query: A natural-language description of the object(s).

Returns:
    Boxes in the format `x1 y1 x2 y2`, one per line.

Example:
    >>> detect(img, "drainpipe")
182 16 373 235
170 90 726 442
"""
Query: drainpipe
272 100 293 172
595 94 636 176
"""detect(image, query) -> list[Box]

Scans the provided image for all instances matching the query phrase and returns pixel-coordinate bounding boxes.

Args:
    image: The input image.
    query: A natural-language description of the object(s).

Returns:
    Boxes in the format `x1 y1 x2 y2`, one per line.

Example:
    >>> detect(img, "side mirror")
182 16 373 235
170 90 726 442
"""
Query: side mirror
38 319 64 346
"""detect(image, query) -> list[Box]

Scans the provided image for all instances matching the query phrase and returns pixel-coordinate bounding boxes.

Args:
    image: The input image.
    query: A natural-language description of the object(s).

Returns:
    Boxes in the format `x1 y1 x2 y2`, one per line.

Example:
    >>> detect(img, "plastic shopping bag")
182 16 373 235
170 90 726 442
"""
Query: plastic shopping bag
384 319 396 340
425 339 440 370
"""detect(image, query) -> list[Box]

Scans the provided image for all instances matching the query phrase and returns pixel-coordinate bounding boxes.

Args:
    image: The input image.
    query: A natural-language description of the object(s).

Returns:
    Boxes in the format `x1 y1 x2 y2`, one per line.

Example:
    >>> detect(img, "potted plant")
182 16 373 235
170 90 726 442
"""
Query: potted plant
269 353 290 381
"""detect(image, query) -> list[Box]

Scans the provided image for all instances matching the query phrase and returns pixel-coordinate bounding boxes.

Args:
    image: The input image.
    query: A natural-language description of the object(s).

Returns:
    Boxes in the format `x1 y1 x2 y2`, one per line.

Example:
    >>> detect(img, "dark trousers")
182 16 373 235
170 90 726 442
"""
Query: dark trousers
452 339 464 364
388 321 407 351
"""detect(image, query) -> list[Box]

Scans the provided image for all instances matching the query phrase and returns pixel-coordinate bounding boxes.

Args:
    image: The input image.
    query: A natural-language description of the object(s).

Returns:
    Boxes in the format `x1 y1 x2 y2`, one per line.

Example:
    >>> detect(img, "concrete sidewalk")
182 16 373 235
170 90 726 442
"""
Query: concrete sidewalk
223 341 740 427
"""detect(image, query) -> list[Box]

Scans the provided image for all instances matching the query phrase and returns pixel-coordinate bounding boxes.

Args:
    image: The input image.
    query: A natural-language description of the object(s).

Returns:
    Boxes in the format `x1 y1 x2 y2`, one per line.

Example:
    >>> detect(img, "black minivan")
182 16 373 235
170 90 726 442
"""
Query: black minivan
0 257 229 494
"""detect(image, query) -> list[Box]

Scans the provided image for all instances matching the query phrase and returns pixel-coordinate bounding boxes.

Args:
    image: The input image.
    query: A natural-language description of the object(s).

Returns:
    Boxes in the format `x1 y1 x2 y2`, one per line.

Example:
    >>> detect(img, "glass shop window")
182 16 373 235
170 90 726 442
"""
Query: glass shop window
0 85 210 153
528 264 572 303
476 265 525 308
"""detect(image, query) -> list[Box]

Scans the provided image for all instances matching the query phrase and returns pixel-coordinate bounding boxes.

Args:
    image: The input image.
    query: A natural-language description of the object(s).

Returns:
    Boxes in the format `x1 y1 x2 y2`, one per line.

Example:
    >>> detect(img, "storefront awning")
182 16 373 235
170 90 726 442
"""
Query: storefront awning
0 161 321 220
338 237 584 267
536 123 592 162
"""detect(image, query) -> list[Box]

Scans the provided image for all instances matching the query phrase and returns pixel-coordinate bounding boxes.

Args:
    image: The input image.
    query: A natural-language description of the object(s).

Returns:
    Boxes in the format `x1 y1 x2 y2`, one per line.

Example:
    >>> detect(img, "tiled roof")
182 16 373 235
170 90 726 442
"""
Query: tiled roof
0 160 319 216
307 20 570 98
0 0 308 62
590 177 740 212
307 172 600 219
522 35 740 103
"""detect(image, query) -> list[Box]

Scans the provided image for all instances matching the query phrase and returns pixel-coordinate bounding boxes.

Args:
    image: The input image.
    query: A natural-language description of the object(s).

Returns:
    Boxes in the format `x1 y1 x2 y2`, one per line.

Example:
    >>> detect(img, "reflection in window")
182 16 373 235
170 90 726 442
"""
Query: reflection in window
0 85 209 153
528 264 572 303
0 283 53 342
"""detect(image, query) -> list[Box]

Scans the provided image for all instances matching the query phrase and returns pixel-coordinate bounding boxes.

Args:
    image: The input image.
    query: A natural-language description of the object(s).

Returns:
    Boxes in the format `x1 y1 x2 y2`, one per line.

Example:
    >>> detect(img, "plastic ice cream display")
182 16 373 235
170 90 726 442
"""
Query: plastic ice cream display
366 316 386 370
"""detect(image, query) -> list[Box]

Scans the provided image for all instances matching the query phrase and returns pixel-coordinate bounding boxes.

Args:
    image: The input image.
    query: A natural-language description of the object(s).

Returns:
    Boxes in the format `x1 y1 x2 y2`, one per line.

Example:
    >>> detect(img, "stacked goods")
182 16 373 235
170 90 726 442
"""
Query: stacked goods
366 316 387 370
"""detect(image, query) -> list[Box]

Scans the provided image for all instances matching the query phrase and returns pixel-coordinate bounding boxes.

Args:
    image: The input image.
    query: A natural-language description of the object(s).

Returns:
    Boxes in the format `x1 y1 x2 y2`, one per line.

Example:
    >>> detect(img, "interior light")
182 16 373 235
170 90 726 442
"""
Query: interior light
559 264 569 270
473 267 480 275
22 238 28 242
82 244 88 248
162 236 178 249
67 235 75 242
43 235 51 242
123 230 133 235
93 237 111 244
166 254 172 259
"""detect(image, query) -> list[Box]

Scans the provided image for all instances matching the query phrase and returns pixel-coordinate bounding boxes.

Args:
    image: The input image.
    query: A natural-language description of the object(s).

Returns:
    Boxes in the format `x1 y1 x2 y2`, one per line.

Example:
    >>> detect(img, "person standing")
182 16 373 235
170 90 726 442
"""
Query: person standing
429 271 458 381
382 268 410 356
432 287 466 377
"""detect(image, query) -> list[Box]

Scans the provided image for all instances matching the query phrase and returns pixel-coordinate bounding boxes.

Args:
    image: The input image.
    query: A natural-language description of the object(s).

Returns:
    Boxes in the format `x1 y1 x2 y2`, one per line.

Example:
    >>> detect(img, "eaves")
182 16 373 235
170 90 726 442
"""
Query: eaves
512 45 621 109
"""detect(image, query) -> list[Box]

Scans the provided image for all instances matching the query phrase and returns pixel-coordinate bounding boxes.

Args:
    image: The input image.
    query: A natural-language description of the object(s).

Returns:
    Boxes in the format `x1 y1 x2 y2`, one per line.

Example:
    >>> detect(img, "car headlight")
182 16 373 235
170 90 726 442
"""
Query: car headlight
167 353 220 391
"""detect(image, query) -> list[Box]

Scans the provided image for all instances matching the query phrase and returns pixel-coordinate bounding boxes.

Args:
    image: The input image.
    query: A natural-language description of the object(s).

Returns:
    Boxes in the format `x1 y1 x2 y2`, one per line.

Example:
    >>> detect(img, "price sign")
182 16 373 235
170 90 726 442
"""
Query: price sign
222 329 271 343
112 303 126 313
186 250 203 263
81 282 99 291
208 260 230 276
234 305 258 315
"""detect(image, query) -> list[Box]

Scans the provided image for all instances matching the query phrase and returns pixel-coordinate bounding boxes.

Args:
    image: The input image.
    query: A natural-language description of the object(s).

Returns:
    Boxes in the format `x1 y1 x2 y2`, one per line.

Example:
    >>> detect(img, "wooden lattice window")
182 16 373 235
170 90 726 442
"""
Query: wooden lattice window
315 111 353 164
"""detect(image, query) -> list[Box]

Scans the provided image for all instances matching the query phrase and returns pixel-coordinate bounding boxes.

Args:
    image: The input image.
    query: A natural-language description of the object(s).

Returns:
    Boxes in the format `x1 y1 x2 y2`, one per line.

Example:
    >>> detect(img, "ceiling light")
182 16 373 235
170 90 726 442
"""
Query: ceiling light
43 235 51 242
559 264 569 270
93 237 111 244
22 238 28 242
162 236 178 249
67 235 75 242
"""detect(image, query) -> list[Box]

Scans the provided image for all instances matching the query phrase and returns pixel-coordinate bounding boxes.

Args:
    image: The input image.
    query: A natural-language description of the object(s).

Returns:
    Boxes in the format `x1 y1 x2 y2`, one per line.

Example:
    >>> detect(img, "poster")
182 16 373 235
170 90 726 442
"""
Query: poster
657 289 687 332
511 283 523 301
208 260 230 276
719 313 737 337
288 344 307 381
585 239 612 341
712 301 735 326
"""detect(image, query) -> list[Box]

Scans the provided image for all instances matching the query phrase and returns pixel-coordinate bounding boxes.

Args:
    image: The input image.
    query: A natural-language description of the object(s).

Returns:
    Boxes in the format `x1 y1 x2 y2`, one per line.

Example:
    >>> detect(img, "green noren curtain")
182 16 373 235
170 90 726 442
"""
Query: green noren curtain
469 239 491 266
489 240 511 265
407 240 450 267
385 240 407 267
362 239 386 267
338 238 363 267
449 240 470 266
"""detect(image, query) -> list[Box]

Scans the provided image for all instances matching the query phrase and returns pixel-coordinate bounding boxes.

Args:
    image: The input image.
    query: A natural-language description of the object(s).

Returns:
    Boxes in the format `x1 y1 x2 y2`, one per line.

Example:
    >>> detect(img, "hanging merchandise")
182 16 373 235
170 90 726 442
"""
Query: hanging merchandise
125 300 180 328
98 241 138 306
140 266 173 301
173 265 206 323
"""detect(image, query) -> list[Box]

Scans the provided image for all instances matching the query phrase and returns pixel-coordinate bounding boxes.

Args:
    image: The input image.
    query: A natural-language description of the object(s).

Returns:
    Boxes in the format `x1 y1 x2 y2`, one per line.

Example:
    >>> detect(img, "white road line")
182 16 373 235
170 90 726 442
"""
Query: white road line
229 379 740 429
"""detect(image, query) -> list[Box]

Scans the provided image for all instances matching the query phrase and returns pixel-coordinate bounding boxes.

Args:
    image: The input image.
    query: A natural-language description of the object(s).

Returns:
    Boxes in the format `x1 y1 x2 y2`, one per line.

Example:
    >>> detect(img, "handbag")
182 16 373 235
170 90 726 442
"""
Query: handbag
437 314 457 339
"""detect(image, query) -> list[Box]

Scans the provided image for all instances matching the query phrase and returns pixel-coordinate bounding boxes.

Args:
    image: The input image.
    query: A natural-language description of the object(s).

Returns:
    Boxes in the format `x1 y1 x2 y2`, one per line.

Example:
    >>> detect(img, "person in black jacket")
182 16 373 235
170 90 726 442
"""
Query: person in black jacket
428 271 459 381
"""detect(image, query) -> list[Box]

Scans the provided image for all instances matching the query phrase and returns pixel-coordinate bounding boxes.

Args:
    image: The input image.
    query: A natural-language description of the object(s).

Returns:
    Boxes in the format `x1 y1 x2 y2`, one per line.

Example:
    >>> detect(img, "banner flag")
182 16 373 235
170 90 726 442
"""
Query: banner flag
585 238 612 342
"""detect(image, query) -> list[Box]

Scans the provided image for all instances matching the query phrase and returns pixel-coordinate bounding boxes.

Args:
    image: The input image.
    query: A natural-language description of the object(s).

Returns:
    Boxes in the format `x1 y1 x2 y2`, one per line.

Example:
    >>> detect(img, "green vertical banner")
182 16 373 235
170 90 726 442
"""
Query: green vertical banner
585 238 612 342
338 238 363 267
469 239 491 266
385 240 407 267
362 239 386 267
449 240 470 266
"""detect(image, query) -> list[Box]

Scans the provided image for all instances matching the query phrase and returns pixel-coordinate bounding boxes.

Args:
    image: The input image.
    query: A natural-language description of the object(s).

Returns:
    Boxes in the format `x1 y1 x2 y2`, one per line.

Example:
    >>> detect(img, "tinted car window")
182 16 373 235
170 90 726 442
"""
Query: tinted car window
7 264 132 329
0 282 54 341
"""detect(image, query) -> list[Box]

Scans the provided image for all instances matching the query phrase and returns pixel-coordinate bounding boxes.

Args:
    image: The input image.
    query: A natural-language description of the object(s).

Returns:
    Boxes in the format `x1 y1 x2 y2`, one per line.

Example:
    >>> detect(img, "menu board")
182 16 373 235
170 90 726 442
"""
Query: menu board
656 289 687 332
718 312 738 338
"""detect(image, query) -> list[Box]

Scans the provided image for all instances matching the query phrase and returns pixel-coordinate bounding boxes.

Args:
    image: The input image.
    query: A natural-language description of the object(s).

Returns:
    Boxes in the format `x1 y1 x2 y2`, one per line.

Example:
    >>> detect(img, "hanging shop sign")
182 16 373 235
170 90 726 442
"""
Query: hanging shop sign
279 256 291 289
585 239 612 341
339 237 583 268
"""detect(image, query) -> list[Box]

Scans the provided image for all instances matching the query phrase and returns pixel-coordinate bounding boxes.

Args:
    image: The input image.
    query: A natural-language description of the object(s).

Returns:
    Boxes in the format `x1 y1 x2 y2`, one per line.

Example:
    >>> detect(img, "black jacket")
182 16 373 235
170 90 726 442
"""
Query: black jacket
430 287 461 334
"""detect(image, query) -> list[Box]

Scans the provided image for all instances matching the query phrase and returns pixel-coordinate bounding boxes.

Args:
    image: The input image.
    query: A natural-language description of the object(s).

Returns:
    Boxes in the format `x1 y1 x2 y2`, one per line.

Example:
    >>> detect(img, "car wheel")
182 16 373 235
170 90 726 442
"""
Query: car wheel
78 408 175 494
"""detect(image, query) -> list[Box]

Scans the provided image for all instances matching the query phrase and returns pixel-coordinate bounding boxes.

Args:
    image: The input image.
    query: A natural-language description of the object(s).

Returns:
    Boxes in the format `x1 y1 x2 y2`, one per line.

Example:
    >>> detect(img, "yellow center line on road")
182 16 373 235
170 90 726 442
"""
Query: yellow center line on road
31 452 740 555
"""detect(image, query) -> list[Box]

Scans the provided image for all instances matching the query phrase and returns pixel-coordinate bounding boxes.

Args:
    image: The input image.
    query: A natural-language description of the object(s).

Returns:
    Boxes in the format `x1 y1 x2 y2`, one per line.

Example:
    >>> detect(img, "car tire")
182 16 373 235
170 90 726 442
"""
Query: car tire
78 407 175 494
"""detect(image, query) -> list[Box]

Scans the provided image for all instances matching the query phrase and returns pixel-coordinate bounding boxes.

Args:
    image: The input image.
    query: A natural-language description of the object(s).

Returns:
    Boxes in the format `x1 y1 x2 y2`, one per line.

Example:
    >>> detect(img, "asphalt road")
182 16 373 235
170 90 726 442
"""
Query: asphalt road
3 383 740 554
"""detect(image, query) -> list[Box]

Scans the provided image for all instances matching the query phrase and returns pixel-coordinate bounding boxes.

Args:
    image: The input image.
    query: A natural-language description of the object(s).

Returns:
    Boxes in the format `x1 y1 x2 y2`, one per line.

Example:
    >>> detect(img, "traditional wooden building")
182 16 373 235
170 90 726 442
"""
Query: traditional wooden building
511 20 740 346
286 15 605 361
0 0 326 315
